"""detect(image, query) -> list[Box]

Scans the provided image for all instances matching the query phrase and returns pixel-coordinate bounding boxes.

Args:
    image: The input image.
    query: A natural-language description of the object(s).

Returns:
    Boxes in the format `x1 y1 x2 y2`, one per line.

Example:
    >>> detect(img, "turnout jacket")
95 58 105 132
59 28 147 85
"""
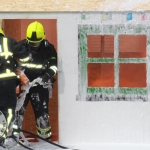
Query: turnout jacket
0 36 18 80
16 39 57 82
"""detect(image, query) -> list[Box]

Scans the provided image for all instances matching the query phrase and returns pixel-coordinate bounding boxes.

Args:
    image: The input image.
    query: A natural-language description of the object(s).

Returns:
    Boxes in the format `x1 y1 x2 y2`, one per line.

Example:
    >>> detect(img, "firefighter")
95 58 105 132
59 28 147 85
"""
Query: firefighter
0 29 19 149
6 21 57 148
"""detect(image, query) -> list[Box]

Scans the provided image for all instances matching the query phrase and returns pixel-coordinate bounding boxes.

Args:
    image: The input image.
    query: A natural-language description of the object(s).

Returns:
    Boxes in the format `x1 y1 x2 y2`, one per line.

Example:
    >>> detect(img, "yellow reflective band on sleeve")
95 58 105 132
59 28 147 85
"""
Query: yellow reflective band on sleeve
0 73 16 78
19 56 30 62
19 63 43 69
3 38 8 52
0 72 17 78
49 66 57 74
0 38 13 59
3 38 9 59
0 52 13 57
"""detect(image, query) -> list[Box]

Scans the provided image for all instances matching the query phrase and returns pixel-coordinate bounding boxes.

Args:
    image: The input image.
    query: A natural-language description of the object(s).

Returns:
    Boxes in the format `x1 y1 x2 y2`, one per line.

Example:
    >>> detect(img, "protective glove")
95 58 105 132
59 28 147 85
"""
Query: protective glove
40 73 51 84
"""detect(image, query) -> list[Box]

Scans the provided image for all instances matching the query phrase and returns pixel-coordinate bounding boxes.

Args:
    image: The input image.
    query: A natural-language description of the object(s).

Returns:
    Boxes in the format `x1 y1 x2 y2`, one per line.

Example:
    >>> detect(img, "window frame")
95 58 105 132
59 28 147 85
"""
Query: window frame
78 24 149 101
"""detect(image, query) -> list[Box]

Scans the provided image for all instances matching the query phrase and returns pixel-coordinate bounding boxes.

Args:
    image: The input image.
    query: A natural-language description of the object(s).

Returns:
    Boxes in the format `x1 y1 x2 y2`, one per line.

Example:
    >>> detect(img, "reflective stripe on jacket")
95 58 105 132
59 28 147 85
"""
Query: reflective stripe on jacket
17 39 57 81
0 37 17 79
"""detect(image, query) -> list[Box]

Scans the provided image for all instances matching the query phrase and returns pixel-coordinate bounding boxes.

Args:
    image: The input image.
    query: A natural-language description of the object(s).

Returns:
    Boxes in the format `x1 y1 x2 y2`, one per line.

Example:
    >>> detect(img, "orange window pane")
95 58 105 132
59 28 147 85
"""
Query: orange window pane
88 63 114 87
88 35 114 58
119 63 146 88
119 35 146 58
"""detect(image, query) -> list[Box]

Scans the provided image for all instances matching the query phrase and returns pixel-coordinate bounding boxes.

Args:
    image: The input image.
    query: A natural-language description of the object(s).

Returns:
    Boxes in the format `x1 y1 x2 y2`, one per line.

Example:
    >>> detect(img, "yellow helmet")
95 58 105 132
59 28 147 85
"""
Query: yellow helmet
26 21 45 43
0 29 5 36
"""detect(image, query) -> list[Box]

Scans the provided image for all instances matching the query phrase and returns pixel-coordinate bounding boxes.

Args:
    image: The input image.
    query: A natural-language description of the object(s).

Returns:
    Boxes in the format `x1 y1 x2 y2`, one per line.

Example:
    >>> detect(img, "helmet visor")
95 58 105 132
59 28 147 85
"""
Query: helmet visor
29 42 41 48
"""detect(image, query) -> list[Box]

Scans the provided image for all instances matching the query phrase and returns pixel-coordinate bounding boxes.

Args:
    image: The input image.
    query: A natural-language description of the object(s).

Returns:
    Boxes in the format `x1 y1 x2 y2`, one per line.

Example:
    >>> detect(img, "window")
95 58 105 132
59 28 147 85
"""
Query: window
88 35 114 58
119 35 146 88
78 24 148 101
88 63 114 87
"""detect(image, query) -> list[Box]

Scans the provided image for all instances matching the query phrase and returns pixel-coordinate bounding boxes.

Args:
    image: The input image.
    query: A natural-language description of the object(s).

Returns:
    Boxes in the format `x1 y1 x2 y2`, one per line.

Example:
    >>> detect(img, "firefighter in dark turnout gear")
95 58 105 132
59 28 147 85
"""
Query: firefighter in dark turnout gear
0 29 19 148
13 21 57 142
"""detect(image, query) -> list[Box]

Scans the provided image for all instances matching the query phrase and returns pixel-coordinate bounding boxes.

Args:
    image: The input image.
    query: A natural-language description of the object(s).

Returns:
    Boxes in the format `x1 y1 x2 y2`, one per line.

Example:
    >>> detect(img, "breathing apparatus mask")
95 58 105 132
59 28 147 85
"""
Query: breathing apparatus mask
29 41 41 51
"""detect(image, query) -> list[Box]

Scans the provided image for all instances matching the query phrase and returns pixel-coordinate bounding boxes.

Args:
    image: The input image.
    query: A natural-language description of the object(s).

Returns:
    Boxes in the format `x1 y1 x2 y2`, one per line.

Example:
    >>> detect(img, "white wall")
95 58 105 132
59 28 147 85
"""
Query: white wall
58 12 150 146
1 12 150 149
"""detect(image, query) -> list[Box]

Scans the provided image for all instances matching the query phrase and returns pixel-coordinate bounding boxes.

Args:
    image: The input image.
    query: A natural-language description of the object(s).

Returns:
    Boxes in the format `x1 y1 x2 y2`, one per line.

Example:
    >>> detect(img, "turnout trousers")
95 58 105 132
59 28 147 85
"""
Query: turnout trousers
14 85 52 139
0 79 17 144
